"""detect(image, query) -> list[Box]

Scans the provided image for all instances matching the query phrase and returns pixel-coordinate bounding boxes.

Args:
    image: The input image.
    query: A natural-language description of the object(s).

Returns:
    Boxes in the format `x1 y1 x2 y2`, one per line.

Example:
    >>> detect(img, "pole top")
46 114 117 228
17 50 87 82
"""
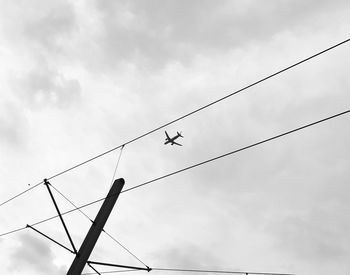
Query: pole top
114 178 125 184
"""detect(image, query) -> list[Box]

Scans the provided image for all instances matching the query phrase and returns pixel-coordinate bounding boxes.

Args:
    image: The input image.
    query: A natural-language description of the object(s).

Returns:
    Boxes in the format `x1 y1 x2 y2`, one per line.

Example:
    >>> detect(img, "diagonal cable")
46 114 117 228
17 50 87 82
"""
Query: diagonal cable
110 145 125 188
102 230 149 268
1 37 349 209
49 184 94 223
49 183 149 268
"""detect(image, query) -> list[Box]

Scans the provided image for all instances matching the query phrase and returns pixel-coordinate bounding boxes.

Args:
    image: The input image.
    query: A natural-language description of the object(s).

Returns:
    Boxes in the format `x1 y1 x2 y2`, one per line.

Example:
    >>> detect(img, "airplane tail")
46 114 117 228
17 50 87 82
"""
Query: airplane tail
177 131 183 137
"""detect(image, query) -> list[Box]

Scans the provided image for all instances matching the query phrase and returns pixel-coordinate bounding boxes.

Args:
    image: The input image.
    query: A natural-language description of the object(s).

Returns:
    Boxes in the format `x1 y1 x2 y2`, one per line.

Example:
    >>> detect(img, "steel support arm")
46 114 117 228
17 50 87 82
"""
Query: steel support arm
26 224 75 254
87 260 152 272
44 179 77 254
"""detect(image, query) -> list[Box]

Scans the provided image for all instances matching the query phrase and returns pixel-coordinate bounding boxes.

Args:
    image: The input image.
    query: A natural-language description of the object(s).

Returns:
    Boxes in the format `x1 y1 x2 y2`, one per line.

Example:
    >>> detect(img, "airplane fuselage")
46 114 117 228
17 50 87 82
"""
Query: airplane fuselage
164 135 180 145
164 131 183 146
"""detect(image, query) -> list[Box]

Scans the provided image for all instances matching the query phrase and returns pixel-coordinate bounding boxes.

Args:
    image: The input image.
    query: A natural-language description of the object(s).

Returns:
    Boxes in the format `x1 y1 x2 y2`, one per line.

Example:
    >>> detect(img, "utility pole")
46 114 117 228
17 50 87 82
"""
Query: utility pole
67 178 125 275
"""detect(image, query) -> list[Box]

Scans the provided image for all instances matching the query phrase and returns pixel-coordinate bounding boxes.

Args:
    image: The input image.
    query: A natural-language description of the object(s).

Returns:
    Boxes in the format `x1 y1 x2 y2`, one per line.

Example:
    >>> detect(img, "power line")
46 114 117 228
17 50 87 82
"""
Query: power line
110 146 125 188
0 226 27 237
0 37 349 209
102 230 149 268
0 181 43 208
1 107 349 238
0 195 108 238
151 267 295 275
121 108 350 193
79 267 295 275
50 184 93 223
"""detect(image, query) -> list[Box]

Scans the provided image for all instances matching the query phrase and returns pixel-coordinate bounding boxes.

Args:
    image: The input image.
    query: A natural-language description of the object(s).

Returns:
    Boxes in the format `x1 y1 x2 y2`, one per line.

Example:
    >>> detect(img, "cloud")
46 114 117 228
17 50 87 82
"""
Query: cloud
9 233 66 274
0 0 76 53
0 101 27 147
12 65 81 109
89 0 350 70
153 243 221 269
1 1 81 110
1 2 350 275
23 3 75 52
268 205 350 263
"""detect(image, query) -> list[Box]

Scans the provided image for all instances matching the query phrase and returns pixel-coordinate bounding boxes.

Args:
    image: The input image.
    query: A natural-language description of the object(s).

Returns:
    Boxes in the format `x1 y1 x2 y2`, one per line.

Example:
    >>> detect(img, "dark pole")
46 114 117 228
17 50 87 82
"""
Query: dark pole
67 178 125 275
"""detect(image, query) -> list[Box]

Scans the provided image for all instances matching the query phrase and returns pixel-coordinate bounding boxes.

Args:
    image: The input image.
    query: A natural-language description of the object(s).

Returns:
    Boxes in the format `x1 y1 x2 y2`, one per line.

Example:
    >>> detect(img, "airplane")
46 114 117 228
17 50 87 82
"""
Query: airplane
164 131 183 146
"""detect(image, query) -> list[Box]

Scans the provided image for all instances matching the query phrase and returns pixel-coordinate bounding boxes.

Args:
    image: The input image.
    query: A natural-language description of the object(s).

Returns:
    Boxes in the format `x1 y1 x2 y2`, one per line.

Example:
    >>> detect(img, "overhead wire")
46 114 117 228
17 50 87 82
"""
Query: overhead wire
151 267 295 275
0 37 349 209
0 226 27 237
102 230 149 268
1 107 350 238
121 108 350 193
50 183 93 223
79 267 295 275
0 181 44 208
49 183 149 268
110 145 125 188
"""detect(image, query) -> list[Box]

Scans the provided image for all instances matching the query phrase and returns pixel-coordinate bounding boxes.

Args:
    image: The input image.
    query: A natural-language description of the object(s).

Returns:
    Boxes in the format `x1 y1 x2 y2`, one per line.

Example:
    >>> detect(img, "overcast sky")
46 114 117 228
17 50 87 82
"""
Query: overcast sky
1 1 350 274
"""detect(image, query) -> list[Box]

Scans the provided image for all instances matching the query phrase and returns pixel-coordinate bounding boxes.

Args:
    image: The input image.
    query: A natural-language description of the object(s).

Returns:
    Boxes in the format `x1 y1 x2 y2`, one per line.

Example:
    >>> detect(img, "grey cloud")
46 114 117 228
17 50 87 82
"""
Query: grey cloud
91 0 350 70
9 233 66 274
23 2 76 52
268 207 350 263
153 243 221 269
1 1 81 112
13 65 81 109
1 0 76 53
0 101 27 147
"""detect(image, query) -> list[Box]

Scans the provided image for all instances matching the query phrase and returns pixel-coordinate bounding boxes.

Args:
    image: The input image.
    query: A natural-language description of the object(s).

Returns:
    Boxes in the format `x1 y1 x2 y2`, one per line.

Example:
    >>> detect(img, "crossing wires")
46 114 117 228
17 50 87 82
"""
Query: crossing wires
49 183 149 269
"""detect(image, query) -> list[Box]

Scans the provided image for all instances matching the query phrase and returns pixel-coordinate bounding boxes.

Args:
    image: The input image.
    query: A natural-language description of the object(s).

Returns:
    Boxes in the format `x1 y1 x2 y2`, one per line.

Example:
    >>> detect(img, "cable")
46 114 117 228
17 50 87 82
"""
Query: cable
110 145 125 188
81 268 294 275
0 195 108 238
102 230 149 268
0 181 43 208
49 184 94 223
121 108 350 193
49 183 149 268
40 37 350 178
151 268 295 275
0 196 113 237
1 37 349 209
0 226 27 237
1 107 349 238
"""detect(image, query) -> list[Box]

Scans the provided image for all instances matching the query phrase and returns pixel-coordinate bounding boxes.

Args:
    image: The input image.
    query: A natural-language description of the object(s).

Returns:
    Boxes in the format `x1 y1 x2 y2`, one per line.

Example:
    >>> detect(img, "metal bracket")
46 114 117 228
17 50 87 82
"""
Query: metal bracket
87 260 152 272
43 179 77 254
26 224 75 254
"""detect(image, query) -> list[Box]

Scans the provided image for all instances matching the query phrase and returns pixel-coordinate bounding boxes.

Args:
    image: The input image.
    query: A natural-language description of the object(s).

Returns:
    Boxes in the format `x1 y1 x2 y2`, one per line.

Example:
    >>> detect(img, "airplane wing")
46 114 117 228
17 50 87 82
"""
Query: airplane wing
172 141 182 146
165 131 170 139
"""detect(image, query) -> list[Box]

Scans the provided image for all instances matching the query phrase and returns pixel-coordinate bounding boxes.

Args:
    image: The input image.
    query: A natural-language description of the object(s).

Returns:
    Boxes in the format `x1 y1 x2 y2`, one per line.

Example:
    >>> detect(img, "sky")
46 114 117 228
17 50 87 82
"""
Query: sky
0 0 350 274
